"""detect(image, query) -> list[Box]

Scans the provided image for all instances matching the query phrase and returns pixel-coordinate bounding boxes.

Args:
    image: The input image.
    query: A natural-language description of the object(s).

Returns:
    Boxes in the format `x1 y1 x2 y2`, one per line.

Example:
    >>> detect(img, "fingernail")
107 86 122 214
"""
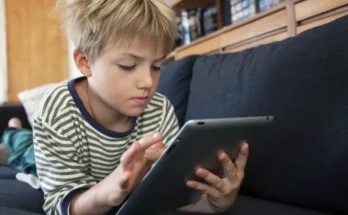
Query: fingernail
197 169 205 175
219 153 226 160
152 133 159 139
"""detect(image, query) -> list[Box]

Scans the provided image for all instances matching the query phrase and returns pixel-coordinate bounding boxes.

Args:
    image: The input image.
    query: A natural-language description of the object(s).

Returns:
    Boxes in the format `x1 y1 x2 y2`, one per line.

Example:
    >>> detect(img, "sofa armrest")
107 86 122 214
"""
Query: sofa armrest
0 105 31 138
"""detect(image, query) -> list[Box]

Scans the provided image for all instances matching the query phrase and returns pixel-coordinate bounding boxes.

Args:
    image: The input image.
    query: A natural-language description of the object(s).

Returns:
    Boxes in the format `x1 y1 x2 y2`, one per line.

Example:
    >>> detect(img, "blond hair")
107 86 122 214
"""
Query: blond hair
56 0 177 63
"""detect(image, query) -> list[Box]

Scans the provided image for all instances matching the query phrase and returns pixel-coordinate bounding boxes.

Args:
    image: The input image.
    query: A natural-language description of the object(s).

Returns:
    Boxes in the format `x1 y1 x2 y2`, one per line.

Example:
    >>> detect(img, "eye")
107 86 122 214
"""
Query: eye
119 65 136 71
152 66 161 71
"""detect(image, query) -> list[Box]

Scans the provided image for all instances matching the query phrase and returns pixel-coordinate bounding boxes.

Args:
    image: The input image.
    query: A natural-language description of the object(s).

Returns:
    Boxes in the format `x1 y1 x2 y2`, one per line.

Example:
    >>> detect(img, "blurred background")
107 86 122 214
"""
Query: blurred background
0 0 347 104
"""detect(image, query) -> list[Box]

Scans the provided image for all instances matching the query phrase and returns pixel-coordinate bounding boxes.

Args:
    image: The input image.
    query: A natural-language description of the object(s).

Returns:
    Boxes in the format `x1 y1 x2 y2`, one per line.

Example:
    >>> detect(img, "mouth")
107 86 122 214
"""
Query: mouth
131 96 149 105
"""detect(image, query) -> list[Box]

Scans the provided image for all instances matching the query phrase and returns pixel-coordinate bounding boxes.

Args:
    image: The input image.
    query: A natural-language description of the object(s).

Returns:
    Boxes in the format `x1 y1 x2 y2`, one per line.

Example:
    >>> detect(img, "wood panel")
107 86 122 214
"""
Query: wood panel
176 35 220 59
220 9 287 48
6 0 68 103
286 0 297 37
223 31 288 53
171 0 215 10
295 0 348 21
297 9 348 34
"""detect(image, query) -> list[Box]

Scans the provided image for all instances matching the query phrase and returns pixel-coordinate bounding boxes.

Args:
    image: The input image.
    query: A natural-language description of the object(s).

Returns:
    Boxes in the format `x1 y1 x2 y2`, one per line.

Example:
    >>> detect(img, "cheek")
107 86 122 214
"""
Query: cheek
152 72 161 87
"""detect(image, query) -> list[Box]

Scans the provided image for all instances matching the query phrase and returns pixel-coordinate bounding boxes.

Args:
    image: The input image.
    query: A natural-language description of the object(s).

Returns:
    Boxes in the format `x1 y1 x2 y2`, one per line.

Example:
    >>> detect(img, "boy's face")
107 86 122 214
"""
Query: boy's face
79 36 166 117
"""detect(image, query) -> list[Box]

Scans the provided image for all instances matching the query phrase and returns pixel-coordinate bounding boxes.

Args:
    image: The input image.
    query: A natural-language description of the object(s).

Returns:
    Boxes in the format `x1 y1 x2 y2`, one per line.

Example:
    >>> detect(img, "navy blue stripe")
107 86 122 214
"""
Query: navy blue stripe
67 77 136 138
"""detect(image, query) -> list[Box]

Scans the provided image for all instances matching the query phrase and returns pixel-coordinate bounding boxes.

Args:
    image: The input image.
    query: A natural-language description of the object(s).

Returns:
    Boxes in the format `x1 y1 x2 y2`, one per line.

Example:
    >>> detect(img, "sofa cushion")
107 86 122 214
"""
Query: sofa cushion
0 207 43 215
0 179 44 214
18 83 56 127
158 55 199 127
185 15 348 214
228 195 332 215
0 165 17 179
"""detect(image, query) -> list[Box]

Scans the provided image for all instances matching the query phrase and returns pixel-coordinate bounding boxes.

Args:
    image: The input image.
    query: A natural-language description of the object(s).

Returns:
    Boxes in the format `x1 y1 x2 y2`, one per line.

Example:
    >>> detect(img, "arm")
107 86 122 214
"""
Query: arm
176 195 216 214
34 115 165 215
33 117 114 215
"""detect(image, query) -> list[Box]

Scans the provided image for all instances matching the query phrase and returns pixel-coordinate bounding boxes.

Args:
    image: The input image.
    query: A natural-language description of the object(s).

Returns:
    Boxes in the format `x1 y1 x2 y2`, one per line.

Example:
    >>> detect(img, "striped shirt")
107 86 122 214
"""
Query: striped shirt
32 78 179 215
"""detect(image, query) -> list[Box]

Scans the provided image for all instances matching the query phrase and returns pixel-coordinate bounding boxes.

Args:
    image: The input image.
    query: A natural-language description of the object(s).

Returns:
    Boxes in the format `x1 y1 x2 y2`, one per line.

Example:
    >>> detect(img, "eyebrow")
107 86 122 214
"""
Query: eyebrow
122 53 166 63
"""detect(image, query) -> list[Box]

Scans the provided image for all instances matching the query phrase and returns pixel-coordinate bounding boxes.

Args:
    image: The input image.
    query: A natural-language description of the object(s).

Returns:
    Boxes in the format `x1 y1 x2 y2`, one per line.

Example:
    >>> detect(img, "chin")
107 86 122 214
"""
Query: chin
124 107 146 117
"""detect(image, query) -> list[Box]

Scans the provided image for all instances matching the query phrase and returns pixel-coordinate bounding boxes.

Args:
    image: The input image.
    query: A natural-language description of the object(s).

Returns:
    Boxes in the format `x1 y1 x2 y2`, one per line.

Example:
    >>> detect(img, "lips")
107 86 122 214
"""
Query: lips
131 96 149 105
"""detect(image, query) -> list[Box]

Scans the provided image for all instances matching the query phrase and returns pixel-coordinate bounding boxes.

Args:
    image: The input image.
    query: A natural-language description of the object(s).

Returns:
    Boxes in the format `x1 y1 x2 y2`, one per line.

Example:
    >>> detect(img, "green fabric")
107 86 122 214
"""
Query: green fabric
1 128 36 176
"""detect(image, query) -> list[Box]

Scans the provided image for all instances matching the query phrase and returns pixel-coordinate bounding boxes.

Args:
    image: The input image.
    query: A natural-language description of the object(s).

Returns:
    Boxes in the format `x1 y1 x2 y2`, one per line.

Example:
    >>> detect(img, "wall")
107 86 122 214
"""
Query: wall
5 0 69 103
0 0 7 104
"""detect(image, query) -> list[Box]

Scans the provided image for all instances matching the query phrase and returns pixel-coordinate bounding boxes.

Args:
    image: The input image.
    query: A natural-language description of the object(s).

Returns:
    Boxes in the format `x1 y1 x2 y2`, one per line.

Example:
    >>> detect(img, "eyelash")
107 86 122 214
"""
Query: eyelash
119 65 161 72
119 65 136 71
152 66 161 71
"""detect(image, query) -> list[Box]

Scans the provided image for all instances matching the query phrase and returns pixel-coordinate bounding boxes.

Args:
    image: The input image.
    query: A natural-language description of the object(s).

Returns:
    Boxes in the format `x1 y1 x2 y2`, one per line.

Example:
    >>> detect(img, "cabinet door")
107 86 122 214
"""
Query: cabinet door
6 0 68 103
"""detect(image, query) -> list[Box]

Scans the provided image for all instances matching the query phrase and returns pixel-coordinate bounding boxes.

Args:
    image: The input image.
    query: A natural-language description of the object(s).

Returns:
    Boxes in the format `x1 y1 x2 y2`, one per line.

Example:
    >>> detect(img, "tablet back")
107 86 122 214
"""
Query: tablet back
116 116 273 215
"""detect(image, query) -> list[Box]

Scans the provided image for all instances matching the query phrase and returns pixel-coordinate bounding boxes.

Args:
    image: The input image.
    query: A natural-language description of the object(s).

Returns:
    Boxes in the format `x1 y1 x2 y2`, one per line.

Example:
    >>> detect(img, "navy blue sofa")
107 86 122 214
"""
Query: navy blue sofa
1 15 348 215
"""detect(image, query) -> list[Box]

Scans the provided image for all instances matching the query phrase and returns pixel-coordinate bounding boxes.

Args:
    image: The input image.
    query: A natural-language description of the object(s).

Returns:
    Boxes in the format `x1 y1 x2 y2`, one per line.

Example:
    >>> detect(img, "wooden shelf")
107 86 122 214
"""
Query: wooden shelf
171 0 215 11
176 2 287 52
169 0 348 61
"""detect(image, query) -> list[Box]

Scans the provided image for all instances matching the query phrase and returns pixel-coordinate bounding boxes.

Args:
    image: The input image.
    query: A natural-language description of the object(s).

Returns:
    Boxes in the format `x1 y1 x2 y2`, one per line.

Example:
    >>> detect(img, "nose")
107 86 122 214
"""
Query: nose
136 68 153 90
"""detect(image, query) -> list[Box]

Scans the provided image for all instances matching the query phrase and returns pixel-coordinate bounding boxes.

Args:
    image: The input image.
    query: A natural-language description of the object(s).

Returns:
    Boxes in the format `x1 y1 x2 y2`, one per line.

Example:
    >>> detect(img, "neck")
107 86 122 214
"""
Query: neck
77 79 133 133
89 92 133 133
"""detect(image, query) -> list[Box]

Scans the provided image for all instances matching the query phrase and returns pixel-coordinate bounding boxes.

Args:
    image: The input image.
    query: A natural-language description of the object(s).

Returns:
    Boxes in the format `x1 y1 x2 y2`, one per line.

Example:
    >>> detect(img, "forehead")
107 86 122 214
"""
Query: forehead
109 35 165 58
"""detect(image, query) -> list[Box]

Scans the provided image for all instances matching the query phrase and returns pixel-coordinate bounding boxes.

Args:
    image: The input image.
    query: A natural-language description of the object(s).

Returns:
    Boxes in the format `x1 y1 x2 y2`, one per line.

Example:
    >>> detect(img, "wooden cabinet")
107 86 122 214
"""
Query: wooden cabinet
176 35 220 59
171 0 348 60
295 0 348 21
5 0 68 103
220 9 287 48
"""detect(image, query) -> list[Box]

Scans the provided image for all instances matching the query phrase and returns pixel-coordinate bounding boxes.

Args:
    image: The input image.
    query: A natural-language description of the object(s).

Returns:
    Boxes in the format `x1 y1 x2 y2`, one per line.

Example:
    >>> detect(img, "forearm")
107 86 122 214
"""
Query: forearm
176 194 216 214
70 183 113 215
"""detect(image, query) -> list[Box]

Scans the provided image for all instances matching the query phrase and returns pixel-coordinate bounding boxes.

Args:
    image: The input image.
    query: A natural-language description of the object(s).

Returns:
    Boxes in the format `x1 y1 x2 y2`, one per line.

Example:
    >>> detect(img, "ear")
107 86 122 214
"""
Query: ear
73 49 92 77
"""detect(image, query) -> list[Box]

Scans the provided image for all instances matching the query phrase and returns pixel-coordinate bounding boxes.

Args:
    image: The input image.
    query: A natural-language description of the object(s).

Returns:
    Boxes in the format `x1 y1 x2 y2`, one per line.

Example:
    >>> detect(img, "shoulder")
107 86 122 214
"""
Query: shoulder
34 80 74 125
137 92 176 124
145 92 177 126
147 92 173 112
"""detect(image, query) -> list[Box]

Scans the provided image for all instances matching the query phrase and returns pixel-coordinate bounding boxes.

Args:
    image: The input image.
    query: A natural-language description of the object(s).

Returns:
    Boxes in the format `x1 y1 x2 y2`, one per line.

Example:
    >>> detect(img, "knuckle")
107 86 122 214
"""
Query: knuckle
228 183 240 193
228 166 236 173
200 184 209 192
223 187 232 195
216 180 224 189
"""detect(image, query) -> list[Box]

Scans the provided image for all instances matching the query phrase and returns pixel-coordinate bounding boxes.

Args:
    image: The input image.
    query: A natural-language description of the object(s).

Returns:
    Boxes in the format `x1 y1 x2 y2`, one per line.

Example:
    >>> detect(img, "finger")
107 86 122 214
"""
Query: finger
151 141 164 149
235 143 249 179
218 151 237 181
186 180 221 199
144 147 165 161
196 168 226 193
120 142 141 169
137 132 162 150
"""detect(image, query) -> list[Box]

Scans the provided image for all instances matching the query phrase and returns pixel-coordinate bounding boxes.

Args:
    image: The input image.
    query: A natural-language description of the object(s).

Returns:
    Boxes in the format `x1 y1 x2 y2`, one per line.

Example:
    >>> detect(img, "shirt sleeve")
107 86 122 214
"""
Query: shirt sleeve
160 98 180 148
33 115 97 215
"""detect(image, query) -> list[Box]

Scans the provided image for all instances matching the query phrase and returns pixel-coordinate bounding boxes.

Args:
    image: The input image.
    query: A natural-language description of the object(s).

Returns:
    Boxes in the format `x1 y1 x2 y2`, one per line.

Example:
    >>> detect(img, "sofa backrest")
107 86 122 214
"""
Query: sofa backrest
159 55 199 127
182 15 348 214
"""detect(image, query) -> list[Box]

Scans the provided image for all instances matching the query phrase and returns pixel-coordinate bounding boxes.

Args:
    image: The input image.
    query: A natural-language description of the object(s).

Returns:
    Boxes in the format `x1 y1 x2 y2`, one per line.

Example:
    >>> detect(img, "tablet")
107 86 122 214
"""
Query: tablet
116 116 273 215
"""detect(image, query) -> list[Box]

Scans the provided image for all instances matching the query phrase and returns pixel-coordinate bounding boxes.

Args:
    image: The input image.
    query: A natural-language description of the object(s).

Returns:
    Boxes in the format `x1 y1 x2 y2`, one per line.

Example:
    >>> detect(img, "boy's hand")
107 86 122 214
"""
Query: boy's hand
186 143 249 213
97 132 164 207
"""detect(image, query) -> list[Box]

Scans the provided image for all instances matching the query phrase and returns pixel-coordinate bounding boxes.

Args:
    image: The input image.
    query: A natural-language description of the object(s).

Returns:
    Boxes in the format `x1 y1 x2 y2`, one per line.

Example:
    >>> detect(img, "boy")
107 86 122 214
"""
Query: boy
33 0 249 215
